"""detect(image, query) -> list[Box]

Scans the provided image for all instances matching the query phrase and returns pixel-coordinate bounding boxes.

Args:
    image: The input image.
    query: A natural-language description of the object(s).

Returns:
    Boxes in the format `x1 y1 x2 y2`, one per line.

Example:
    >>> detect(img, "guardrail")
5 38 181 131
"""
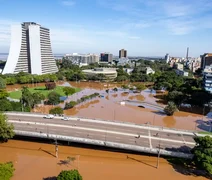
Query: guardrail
14 130 193 159
6 112 196 134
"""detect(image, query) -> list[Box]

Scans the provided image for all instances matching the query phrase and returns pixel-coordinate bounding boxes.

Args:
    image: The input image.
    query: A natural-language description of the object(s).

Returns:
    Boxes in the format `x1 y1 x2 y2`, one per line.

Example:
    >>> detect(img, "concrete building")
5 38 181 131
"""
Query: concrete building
100 53 113 63
201 53 212 70
165 53 170 63
146 67 155 75
3 22 58 75
119 49 127 58
174 63 184 71
117 57 130 66
65 53 99 66
82 68 117 80
175 69 189 77
203 66 212 93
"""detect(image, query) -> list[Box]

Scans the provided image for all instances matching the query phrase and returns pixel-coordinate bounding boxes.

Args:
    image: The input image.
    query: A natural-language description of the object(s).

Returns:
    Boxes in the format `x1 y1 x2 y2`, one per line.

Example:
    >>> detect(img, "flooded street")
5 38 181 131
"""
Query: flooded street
7 81 208 132
0 140 207 180
3 82 209 180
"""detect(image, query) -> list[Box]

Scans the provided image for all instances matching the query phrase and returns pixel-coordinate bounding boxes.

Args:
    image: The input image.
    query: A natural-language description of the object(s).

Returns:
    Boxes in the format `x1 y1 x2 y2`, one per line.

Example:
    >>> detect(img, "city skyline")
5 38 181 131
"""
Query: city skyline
0 0 212 56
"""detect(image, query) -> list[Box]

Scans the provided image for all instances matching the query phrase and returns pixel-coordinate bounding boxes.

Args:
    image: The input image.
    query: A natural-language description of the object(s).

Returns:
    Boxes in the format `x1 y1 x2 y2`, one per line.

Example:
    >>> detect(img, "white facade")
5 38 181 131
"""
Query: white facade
29 25 42 74
146 67 155 75
165 53 170 63
3 22 58 75
65 53 99 66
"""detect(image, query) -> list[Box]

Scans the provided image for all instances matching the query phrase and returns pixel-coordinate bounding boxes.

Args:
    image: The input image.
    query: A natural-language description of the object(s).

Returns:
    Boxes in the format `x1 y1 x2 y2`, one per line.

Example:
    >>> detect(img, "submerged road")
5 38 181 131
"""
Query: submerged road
6 113 197 157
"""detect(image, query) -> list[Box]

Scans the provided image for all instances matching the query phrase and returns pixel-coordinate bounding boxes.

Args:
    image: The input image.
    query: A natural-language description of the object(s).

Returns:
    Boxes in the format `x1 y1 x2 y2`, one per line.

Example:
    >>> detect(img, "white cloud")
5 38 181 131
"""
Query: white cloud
98 0 212 35
61 0 75 6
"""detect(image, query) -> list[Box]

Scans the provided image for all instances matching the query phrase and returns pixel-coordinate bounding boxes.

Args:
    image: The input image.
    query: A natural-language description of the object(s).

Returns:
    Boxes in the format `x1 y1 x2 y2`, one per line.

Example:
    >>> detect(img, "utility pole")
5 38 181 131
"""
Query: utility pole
55 138 58 158
156 135 161 169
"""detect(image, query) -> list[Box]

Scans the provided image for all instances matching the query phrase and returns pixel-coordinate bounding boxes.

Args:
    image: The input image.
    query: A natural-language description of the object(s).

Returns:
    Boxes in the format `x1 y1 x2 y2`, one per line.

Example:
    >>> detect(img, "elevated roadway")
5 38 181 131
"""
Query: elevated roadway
6 112 197 158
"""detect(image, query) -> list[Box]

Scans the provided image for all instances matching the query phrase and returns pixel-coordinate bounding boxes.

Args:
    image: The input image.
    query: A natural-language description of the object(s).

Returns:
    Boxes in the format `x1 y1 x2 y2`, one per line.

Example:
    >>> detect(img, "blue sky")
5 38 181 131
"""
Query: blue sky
0 0 212 57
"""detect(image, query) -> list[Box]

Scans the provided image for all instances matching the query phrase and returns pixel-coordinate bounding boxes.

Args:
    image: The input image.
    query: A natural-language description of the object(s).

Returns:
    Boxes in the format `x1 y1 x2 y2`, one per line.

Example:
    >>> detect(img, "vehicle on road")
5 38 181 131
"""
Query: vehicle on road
61 117 70 121
44 114 54 119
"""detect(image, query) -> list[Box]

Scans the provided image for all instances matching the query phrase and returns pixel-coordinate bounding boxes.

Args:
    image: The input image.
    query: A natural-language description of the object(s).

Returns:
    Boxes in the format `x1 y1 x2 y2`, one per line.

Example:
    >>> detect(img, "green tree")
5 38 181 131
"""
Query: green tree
0 113 15 142
121 84 129 90
57 170 82 180
135 84 146 91
0 77 6 89
115 67 129 82
47 91 60 105
192 136 212 175
167 91 184 106
5 77 17 85
64 101 77 109
0 89 9 99
20 87 33 108
164 101 178 116
32 92 45 105
113 87 118 91
18 75 32 84
154 71 183 91
0 162 15 180
49 107 63 115
0 99 12 111
63 87 76 97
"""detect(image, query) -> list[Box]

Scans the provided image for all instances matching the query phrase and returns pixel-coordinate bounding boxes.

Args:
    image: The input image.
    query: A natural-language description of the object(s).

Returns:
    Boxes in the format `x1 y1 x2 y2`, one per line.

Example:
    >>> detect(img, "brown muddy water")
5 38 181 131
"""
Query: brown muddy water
0 140 208 180
7 82 208 132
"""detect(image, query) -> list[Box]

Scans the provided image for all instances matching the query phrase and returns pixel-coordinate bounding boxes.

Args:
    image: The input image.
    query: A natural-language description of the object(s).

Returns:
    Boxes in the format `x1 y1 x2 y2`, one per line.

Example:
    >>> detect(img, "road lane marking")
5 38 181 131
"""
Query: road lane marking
148 128 152 148
9 120 196 145
6 113 195 136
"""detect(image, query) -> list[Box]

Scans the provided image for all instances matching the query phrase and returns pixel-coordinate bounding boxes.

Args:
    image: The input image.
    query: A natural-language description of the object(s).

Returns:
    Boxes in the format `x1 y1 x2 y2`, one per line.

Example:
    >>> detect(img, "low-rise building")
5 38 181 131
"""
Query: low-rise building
175 69 189 76
124 68 133 75
117 57 130 66
174 63 184 71
146 67 155 75
64 53 99 66
82 68 117 80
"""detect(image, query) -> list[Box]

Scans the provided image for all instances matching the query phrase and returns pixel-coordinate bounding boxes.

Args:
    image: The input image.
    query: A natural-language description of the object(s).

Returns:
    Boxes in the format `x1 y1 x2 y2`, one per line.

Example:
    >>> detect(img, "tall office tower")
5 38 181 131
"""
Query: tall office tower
165 53 170 63
119 49 127 58
186 47 189 61
100 53 113 63
3 22 58 75
201 53 212 70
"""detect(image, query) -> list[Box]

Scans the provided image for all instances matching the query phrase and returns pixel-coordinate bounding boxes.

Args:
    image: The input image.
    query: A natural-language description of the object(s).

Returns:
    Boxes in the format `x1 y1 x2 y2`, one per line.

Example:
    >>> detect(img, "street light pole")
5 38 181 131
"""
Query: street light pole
55 138 58 158
156 135 161 169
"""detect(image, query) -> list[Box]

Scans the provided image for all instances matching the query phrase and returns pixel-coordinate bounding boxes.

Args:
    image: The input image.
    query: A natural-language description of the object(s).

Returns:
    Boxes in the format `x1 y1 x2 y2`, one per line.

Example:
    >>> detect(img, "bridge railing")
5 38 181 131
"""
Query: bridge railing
14 130 193 159
6 112 196 134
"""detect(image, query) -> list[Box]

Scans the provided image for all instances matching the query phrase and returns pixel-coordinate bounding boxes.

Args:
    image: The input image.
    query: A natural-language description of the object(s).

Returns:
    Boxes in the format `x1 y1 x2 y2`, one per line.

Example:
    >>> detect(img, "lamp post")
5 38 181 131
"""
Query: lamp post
55 138 58 158
156 135 161 169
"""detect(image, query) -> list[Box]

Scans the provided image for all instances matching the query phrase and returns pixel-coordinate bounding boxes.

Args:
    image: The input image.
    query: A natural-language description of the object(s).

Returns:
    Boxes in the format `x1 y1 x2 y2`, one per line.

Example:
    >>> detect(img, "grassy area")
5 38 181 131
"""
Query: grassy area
198 131 212 135
9 86 81 99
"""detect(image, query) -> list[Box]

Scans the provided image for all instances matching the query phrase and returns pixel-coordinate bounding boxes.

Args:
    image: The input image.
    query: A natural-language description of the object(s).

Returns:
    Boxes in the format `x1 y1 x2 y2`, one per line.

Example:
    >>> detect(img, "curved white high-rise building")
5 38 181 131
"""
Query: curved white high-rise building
3 22 58 75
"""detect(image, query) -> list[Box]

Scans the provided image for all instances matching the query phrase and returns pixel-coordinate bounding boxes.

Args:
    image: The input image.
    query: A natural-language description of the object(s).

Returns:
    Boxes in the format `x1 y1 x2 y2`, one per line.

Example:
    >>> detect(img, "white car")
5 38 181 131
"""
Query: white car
61 117 70 121
44 114 54 119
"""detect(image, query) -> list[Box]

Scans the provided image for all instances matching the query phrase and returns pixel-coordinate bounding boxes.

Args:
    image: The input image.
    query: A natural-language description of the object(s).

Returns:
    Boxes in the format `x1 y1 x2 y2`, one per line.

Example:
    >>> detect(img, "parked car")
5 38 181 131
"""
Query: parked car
61 117 70 121
44 114 54 119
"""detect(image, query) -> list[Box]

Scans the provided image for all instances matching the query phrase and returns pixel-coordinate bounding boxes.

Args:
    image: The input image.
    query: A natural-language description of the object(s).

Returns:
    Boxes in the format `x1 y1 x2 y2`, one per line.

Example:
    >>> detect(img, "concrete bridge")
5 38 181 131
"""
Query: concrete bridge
5 112 197 159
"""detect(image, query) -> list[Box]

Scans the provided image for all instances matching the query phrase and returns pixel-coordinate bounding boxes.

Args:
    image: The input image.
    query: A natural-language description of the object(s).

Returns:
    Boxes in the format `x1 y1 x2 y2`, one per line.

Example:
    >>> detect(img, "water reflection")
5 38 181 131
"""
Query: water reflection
7 82 205 131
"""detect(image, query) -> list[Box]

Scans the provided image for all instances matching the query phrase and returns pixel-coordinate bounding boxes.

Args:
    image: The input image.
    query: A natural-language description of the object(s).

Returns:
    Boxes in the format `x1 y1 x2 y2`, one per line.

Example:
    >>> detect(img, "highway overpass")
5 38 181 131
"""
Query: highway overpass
5 112 197 159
